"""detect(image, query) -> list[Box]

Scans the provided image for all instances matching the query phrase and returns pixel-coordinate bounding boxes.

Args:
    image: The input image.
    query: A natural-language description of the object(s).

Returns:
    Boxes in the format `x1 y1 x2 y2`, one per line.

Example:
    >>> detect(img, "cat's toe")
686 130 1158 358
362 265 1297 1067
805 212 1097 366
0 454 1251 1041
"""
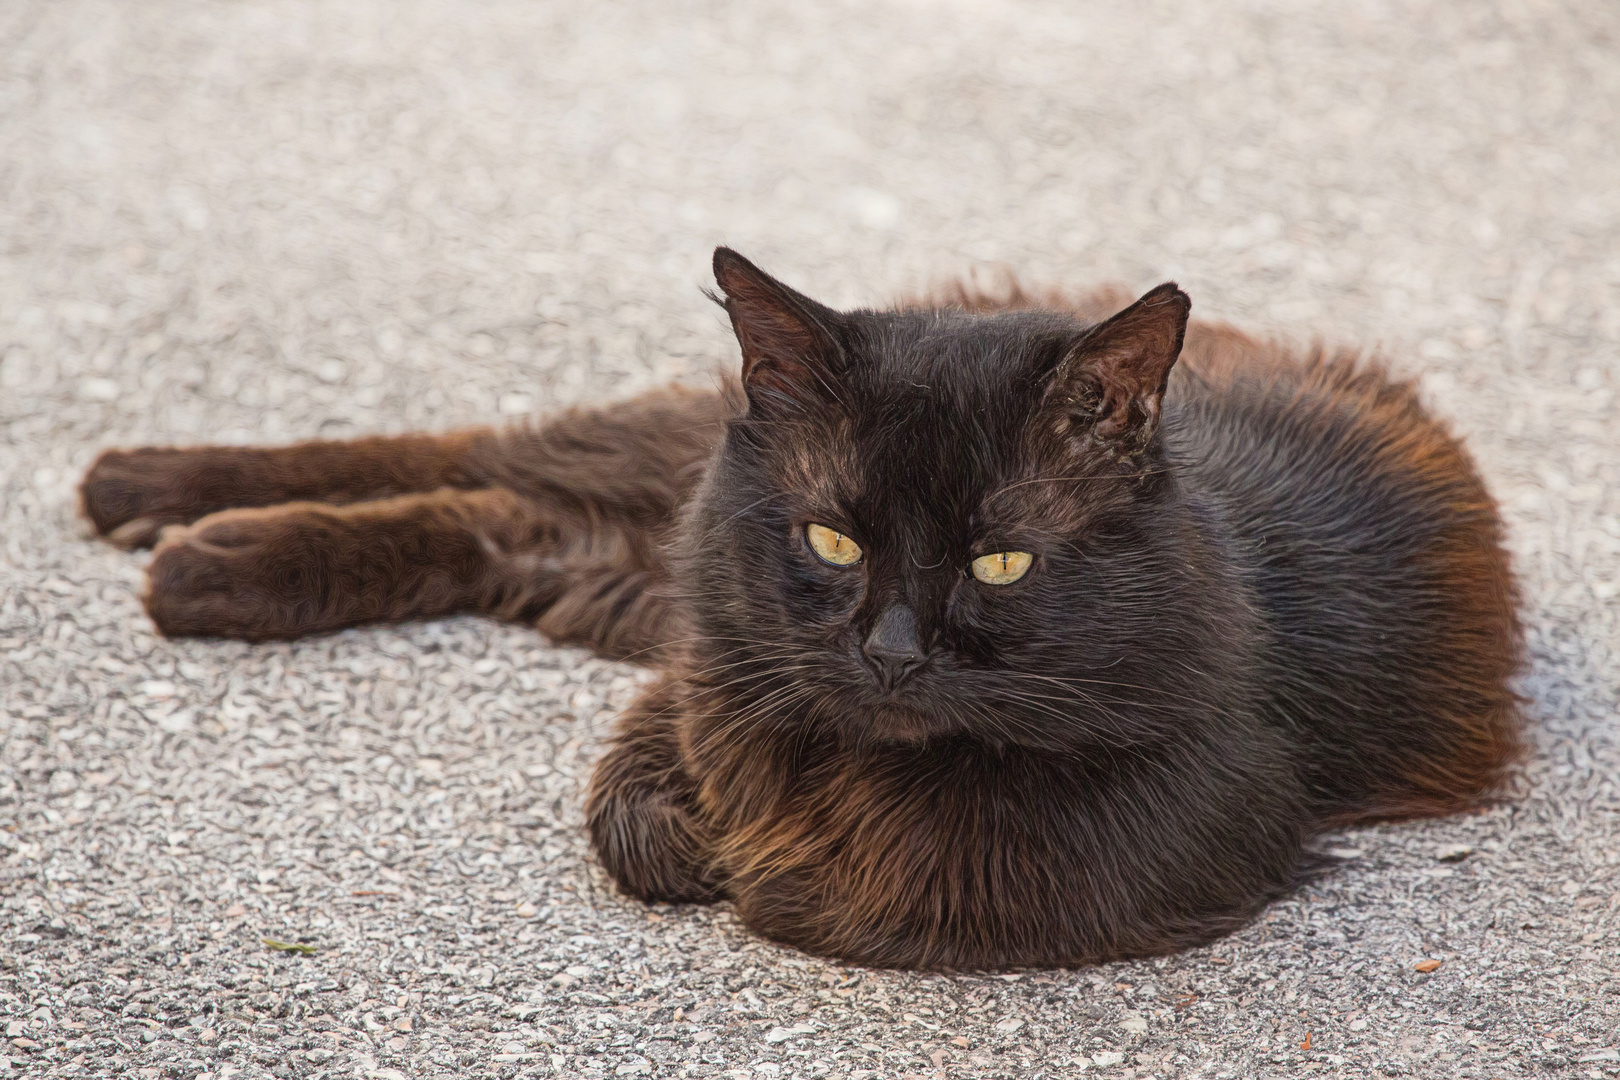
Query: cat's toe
143 526 285 640
80 448 191 546
588 791 724 905
144 531 236 638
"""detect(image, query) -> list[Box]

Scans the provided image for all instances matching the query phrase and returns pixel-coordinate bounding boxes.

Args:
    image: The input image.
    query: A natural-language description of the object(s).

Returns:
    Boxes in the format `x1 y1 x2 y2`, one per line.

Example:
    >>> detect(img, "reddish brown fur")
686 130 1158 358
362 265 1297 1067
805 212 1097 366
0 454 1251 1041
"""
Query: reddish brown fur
1170 331 1522 819
87 386 733 659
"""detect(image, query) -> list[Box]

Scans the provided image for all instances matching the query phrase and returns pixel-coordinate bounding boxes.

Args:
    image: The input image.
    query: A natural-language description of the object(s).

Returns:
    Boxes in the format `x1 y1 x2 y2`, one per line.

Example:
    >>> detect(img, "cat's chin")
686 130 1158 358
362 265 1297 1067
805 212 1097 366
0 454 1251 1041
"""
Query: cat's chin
862 701 942 744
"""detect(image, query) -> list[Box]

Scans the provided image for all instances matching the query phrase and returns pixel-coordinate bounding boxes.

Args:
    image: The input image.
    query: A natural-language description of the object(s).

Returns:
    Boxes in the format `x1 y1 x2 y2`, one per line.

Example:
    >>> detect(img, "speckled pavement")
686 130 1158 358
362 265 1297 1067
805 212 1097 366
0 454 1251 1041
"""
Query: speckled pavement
2 1 1617 1077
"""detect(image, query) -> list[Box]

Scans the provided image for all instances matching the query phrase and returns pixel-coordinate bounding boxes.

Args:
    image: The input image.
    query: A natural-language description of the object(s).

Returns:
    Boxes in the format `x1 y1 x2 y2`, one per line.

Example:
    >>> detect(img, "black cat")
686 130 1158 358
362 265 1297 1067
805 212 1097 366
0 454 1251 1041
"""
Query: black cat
82 248 1522 969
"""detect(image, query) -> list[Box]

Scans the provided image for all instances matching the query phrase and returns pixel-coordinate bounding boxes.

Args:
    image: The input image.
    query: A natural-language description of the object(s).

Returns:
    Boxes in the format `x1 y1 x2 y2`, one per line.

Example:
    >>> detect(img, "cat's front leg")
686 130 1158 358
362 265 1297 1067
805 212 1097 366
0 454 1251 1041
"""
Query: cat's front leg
143 488 540 640
587 685 723 905
80 434 490 548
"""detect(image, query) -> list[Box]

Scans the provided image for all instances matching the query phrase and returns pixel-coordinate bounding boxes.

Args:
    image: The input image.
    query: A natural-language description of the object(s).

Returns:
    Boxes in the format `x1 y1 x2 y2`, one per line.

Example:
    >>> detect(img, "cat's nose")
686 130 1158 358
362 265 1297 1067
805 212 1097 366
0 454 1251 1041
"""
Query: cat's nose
862 604 927 691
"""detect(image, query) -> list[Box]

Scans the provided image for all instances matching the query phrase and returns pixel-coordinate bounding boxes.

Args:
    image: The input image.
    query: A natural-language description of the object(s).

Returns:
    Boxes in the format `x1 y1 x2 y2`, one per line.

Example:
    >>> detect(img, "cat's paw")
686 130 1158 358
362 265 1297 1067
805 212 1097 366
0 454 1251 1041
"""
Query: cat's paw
142 512 312 639
587 746 723 905
593 796 725 905
81 448 203 548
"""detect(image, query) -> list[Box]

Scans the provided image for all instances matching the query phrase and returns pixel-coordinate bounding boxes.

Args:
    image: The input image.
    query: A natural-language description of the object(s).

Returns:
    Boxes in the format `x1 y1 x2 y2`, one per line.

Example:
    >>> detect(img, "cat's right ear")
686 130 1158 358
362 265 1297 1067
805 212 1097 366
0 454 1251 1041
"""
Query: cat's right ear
712 247 844 411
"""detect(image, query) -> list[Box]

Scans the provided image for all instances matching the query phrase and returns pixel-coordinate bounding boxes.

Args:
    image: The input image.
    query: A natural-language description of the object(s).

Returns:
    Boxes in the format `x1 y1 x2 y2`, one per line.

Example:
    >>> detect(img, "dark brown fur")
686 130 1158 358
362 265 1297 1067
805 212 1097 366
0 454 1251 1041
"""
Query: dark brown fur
81 251 1522 970
88 386 731 659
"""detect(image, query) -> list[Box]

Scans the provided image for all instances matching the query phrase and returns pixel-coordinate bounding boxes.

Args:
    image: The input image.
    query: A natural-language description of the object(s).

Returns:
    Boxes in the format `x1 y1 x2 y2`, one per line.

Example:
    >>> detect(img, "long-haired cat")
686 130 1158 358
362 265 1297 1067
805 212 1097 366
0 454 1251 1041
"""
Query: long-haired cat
80 249 1522 970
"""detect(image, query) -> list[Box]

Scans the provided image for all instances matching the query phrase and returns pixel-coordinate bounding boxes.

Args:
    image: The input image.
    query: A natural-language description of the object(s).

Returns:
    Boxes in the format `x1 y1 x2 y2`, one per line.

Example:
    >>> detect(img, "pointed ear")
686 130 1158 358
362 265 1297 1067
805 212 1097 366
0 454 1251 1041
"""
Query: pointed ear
712 247 843 408
1042 282 1190 447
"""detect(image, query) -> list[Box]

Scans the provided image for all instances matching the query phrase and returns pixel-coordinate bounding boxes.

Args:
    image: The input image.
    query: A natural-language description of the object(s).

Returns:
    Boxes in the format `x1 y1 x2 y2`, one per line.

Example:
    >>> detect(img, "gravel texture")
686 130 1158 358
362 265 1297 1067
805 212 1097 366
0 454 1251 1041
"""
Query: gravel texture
2 1 1618 1077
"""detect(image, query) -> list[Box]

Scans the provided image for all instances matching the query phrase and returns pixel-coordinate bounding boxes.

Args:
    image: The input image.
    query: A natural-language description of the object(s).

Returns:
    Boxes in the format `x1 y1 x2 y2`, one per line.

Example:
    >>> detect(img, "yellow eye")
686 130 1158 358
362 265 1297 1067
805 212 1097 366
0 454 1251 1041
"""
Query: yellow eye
806 523 863 566
971 551 1033 585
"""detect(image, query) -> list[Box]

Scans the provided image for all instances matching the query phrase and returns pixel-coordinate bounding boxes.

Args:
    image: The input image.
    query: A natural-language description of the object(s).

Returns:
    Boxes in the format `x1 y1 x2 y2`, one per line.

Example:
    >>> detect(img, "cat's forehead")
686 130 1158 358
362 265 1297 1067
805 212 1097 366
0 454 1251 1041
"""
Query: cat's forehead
853 313 1066 448
857 309 1074 390
745 309 1097 530
794 324 1063 521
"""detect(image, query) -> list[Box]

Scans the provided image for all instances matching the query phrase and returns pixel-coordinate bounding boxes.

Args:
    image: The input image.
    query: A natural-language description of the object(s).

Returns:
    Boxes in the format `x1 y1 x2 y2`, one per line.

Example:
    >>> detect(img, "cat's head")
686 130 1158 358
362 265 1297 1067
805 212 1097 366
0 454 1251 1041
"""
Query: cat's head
682 248 1224 751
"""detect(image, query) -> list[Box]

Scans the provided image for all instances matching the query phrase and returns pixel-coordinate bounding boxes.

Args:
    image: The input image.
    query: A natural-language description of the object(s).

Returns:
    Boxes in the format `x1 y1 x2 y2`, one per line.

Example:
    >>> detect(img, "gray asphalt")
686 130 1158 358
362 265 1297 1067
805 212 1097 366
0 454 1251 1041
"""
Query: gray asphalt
2 1 1617 1077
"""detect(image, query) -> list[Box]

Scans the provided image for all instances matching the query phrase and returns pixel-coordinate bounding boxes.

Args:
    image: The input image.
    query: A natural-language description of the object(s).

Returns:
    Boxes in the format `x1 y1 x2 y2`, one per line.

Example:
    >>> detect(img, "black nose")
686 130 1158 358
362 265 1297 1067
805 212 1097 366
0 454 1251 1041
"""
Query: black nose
862 604 927 691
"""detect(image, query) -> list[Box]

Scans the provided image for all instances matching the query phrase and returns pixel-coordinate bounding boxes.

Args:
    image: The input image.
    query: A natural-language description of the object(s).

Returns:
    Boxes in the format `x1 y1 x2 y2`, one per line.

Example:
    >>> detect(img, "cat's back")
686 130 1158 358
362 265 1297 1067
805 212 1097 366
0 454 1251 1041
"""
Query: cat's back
1166 322 1522 822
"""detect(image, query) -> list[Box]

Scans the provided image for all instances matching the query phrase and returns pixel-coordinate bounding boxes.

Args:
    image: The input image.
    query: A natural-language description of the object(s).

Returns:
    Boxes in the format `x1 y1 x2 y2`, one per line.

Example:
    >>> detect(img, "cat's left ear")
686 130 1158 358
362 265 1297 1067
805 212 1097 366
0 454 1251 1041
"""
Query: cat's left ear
712 247 845 411
1042 282 1191 447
